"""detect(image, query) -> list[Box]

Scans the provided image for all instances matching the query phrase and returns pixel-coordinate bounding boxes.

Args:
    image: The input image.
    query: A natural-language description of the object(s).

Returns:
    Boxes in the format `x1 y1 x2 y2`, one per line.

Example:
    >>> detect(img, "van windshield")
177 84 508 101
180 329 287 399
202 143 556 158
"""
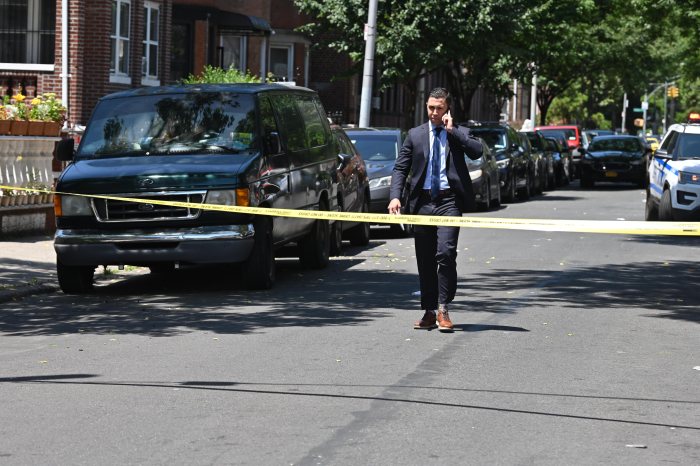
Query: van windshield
77 93 257 158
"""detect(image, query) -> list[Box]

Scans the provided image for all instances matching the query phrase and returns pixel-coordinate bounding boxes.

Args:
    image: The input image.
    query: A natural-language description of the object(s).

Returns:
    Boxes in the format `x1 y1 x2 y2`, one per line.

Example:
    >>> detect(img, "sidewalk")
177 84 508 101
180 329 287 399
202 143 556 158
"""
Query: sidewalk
0 235 58 302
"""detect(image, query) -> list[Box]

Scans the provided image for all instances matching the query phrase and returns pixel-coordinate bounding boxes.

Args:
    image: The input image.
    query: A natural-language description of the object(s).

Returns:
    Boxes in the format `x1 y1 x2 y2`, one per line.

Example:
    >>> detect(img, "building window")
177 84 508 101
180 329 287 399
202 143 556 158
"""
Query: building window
0 0 55 69
270 44 293 82
142 1 159 85
218 34 246 72
110 0 131 83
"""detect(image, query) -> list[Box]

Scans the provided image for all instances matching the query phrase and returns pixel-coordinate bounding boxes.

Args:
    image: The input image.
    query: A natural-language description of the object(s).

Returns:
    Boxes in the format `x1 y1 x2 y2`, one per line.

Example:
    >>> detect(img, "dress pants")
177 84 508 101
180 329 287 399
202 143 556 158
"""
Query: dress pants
414 190 461 311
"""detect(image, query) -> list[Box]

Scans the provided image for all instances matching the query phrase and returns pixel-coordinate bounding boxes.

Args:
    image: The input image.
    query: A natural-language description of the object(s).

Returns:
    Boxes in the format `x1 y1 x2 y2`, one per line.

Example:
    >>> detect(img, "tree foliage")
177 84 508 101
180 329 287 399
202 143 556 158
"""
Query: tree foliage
294 0 700 129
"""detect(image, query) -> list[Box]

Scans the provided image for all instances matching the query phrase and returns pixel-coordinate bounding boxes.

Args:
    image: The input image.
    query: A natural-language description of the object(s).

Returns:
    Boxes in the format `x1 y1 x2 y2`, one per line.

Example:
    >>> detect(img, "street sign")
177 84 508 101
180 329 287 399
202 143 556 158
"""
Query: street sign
642 101 649 110
633 107 643 112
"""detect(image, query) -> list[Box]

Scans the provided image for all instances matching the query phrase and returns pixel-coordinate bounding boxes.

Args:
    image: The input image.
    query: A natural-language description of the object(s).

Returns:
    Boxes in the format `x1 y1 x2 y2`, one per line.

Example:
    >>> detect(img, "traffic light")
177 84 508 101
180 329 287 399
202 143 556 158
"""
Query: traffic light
667 86 680 99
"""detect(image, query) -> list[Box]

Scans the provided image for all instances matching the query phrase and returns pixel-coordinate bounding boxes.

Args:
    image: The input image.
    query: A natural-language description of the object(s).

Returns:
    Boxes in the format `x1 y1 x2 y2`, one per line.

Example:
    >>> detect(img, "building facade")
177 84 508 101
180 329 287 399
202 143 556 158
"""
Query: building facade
0 0 504 131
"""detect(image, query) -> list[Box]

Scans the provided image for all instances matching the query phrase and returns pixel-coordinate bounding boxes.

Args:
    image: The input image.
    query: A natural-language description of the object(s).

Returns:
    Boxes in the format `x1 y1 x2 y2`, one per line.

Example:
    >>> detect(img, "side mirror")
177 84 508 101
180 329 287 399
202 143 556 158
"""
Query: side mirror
337 152 352 169
54 138 75 161
654 149 671 160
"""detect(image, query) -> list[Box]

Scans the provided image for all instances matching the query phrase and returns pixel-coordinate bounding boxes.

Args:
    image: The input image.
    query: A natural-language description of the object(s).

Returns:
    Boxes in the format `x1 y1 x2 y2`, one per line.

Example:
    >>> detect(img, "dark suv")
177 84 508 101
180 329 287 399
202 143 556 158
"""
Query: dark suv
54 83 339 292
465 121 533 202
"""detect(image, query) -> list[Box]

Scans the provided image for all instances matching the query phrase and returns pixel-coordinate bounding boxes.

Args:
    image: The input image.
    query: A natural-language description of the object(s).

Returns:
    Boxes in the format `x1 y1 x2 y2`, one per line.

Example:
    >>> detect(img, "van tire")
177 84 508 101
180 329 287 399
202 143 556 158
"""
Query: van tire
330 220 343 256
658 189 674 221
347 197 371 246
299 203 330 269
57 260 94 294
245 217 275 289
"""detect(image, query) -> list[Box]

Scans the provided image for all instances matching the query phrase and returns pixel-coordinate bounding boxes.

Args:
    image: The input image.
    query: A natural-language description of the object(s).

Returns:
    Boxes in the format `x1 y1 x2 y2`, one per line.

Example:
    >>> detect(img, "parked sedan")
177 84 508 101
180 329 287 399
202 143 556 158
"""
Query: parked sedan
467 139 501 210
330 127 371 254
544 136 572 186
466 122 529 202
521 131 555 190
580 135 649 188
344 127 412 235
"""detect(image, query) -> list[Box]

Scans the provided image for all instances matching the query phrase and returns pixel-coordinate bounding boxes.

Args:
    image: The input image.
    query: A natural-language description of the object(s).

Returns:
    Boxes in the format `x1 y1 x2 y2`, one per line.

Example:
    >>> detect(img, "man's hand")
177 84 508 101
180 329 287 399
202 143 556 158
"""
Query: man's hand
443 110 454 132
388 198 402 215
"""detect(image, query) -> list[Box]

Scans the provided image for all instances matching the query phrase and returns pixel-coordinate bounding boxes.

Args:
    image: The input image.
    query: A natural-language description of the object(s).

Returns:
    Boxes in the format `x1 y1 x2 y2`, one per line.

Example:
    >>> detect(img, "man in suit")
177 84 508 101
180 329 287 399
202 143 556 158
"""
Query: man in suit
388 87 483 332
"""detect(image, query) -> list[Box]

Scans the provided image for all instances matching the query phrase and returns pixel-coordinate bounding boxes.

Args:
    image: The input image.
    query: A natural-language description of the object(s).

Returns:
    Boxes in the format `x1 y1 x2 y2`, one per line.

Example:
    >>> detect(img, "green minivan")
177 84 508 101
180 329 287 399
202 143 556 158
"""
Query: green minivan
54 83 338 292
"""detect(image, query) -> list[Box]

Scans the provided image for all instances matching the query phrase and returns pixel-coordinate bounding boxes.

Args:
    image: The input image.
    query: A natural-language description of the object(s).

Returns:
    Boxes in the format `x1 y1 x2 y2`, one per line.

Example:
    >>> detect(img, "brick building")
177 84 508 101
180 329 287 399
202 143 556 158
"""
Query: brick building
0 0 500 131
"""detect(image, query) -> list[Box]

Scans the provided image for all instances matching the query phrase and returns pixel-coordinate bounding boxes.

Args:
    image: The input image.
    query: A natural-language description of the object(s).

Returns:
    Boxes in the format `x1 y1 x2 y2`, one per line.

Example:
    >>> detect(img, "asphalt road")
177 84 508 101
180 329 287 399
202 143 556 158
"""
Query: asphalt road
1 182 698 465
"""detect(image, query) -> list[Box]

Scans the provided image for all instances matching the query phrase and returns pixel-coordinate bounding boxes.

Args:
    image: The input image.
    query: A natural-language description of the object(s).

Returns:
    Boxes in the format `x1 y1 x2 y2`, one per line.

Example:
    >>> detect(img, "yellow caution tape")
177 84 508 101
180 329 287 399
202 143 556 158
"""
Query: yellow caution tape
2 185 700 236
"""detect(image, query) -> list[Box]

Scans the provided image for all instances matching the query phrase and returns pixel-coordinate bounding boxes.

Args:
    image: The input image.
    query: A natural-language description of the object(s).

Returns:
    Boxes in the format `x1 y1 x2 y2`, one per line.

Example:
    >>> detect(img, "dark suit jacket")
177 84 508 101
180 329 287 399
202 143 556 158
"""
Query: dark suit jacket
390 122 483 214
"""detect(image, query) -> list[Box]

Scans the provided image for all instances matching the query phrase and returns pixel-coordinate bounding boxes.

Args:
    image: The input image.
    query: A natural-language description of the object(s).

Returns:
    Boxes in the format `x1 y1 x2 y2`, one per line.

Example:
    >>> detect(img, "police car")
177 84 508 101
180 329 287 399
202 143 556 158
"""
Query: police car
646 112 700 221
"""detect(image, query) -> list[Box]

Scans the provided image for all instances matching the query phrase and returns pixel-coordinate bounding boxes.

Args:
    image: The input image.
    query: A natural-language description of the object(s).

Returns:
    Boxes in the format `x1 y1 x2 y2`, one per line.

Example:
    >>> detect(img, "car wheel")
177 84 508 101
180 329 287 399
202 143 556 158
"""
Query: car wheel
330 220 343 256
658 189 674 221
299 201 330 269
347 197 371 246
57 260 94 294
518 172 530 201
580 173 594 188
245 216 276 289
645 190 659 221
478 181 491 211
492 178 501 208
503 173 516 202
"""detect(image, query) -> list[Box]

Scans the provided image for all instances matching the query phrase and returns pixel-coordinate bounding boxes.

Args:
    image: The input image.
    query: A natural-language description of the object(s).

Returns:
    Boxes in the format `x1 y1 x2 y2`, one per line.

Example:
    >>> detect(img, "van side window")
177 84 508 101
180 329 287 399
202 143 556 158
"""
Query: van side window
270 93 307 153
259 96 282 155
297 95 327 148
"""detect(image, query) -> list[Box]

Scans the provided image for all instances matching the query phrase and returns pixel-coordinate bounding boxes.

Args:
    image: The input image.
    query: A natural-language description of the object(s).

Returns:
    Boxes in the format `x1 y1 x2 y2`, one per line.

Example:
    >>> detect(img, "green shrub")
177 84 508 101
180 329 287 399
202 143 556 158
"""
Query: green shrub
182 65 261 84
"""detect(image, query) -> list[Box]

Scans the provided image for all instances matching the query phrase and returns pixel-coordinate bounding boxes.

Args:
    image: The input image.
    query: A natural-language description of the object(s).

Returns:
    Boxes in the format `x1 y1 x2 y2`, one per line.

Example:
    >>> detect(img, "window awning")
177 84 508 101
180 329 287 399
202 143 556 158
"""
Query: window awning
172 5 272 35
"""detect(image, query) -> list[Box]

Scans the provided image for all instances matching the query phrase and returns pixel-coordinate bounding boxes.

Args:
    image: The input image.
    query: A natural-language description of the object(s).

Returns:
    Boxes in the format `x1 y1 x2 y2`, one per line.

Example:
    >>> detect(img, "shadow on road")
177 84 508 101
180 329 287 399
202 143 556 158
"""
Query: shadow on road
460 260 700 324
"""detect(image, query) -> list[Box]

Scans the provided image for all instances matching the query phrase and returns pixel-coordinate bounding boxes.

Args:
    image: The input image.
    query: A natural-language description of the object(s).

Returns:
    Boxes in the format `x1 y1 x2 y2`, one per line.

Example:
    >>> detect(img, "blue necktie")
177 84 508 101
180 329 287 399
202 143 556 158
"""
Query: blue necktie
431 127 443 200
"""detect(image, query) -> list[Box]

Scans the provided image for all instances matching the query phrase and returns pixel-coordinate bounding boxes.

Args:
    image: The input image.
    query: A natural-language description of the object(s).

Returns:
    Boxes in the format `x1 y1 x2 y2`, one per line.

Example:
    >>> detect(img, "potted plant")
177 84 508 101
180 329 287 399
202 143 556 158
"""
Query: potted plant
7 93 29 136
0 104 11 135
32 93 66 136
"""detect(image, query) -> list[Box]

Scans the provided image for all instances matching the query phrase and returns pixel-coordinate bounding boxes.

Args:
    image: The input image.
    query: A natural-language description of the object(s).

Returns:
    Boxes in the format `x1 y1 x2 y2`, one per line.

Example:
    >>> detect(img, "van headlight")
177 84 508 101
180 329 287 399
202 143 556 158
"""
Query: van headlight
206 190 236 205
58 195 92 216
679 172 700 184
496 159 510 168
369 176 392 189
206 189 250 207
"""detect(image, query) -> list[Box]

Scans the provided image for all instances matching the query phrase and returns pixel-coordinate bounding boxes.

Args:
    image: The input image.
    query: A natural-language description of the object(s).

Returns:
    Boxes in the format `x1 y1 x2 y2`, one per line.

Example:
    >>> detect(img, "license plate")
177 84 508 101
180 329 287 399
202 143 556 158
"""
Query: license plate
605 171 618 177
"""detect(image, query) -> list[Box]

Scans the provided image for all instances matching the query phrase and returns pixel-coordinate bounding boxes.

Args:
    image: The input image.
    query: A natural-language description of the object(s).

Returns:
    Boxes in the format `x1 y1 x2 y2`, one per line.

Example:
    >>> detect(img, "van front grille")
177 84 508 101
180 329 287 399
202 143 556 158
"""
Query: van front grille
92 191 206 223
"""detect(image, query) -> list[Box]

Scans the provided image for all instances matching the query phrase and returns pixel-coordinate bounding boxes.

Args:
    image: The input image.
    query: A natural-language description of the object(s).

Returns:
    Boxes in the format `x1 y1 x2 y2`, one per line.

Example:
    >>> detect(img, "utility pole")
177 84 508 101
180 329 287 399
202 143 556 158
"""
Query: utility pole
530 71 537 124
663 81 669 135
358 0 378 128
621 92 628 134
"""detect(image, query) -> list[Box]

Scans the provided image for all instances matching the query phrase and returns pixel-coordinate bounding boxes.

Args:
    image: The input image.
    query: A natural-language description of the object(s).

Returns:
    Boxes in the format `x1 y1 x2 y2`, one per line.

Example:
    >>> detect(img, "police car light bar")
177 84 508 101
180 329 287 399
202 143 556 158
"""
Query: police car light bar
688 112 700 124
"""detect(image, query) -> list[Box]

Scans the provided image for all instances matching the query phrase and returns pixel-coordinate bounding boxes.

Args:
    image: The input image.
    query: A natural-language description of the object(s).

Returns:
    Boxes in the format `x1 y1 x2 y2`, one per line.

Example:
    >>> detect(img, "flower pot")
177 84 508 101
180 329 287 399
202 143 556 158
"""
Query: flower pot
0 119 11 135
9 120 29 136
27 121 45 136
0 196 9 207
43 121 62 137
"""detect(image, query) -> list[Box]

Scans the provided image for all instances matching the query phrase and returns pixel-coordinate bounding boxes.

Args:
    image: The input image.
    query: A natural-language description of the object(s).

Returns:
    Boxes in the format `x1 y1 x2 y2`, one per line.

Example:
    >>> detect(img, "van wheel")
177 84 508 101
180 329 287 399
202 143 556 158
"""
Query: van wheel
149 263 175 274
245 217 275 289
299 203 330 269
57 260 94 294
347 198 371 246
658 189 674 221
330 220 343 256
645 190 658 221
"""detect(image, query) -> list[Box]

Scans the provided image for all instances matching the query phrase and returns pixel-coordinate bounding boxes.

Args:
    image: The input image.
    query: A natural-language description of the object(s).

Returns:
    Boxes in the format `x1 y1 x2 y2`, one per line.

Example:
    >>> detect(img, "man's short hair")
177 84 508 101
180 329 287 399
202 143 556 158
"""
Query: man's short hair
428 87 451 107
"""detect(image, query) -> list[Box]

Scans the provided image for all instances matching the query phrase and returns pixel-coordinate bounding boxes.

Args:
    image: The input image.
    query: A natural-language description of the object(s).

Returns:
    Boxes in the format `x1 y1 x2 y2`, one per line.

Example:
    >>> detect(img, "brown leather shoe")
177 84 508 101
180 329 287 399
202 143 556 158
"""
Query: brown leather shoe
437 310 454 332
414 311 437 330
